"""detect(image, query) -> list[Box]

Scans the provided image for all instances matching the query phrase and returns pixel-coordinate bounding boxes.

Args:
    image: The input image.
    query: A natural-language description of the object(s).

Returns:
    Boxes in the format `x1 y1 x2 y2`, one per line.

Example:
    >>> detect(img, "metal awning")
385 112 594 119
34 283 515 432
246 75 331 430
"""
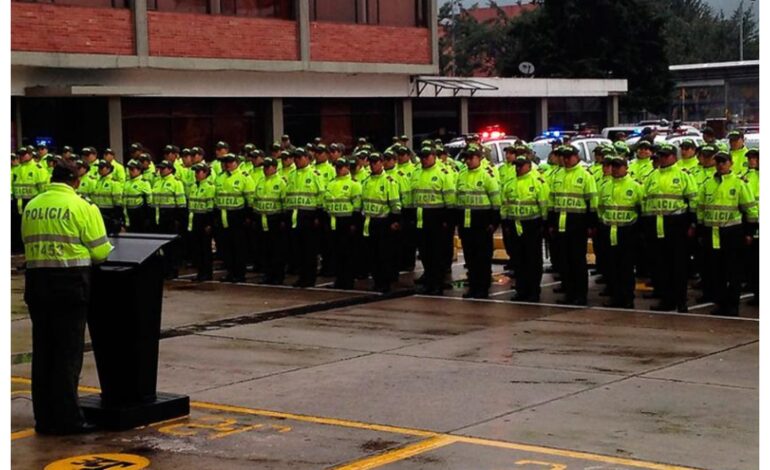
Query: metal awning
412 77 499 97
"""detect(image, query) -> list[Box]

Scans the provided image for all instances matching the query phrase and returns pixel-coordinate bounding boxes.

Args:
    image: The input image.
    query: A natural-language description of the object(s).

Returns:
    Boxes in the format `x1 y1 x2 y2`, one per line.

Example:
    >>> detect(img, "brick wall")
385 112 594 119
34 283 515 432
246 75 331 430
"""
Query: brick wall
148 12 298 61
311 23 430 64
12 3 134 55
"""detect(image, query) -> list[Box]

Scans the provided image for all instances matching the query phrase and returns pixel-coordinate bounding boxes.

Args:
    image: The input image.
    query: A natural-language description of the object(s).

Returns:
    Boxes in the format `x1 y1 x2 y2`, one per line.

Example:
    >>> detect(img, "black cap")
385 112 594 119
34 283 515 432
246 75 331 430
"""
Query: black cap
329 143 341 152
163 144 180 154
316 144 328 153
702 126 715 136
313 137 323 144
635 140 652 150
400 134 409 141
655 143 677 155
138 153 152 161
281 134 290 141
679 139 696 148
293 147 308 157
103 148 115 156
335 157 349 168
215 141 230 150
357 137 367 144
129 142 143 152
395 145 410 155
156 160 175 170
242 143 256 153
368 152 382 162
181 148 191 156
727 130 744 140
192 162 210 172
97 159 113 169
383 149 396 159
280 150 292 159
16 147 29 156
418 147 435 158
75 159 90 170
699 144 718 155
249 149 265 159
270 142 281 151
714 151 731 162
746 148 759 157
191 146 205 156
557 145 579 156
263 156 278 167
126 159 142 169
465 145 483 157
221 153 237 162
81 147 96 156
62 145 74 153
355 150 370 160
36 142 48 149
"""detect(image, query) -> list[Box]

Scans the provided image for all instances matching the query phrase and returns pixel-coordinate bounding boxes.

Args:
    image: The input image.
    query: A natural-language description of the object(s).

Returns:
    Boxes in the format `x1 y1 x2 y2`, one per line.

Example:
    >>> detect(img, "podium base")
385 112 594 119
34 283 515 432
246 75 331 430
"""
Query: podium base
80 392 190 431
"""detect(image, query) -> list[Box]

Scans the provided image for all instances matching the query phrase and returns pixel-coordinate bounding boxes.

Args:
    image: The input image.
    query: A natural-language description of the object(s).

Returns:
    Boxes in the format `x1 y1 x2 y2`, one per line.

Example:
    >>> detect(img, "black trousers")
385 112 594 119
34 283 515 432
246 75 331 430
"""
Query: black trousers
124 206 150 234
416 209 451 292
190 213 213 279
501 220 516 271
443 220 457 275
604 224 638 306
697 225 715 301
750 238 759 301
99 207 123 235
400 208 418 271
704 225 745 311
259 214 288 284
365 218 398 289
155 208 182 277
216 209 248 280
293 211 321 286
332 216 357 289
553 214 588 302
653 214 690 308
459 220 494 296
319 213 334 276
25 267 91 432
11 199 23 254
508 219 543 301
638 216 657 284
593 226 608 277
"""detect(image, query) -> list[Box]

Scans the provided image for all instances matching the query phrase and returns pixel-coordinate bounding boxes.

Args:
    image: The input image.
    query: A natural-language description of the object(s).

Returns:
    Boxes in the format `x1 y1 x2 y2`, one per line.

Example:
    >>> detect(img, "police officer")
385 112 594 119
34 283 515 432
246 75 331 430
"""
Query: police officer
691 145 719 302
286 147 325 287
697 151 758 316
643 143 698 312
122 160 152 233
211 141 230 176
102 148 126 183
548 145 598 306
455 146 500 299
411 146 456 295
152 160 186 278
629 140 655 183
91 160 123 234
11 152 23 253
23 160 113 434
599 155 644 308
75 159 95 199
253 156 288 285
501 154 549 302
323 157 362 289
361 152 402 293
676 139 699 173
396 145 418 271
138 153 156 186
214 153 255 283
187 163 216 281
744 148 759 305
727 130 750 175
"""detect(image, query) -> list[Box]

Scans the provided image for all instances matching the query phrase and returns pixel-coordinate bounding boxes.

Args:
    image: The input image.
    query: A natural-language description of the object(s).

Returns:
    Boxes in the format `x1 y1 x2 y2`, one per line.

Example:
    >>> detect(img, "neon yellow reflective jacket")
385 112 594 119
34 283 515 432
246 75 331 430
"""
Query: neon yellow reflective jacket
456 166 501 211
642 165 697 216
498 162 517 188
628 157 654 183
22 183 113 268
689 165 717 187
91 175 123 209
323 174 362 218
410 163 456 209
361 172 401 219
151 174 186 209
386 167 412 209
141 162 156 186
253 173 287 216
13 160 48 201
730 146 749 175
122 176 152 209
176 165 195 195
351 165 371 182
397 161 416 181
286 165 325 211
188 180 215 214
501 169 549 221
599 175 644 227
549 164 598 214
106 159 126 183
676 156 698 173
697 171 758 227
214 168 254 210
314 161 336 183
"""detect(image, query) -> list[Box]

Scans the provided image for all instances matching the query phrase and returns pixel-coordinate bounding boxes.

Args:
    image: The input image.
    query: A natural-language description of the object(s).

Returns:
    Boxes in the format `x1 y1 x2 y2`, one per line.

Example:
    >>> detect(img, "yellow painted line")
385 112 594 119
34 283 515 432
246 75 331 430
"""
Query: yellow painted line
11 428 35 441
11 376 100 393
454 435 698 470
11 390 31 396
333 435 458 470
190 400 437 438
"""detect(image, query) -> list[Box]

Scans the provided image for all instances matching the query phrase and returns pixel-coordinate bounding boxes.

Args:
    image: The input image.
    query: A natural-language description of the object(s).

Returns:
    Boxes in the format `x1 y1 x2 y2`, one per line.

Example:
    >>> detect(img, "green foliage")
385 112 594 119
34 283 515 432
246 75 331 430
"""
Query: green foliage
438 0 759 114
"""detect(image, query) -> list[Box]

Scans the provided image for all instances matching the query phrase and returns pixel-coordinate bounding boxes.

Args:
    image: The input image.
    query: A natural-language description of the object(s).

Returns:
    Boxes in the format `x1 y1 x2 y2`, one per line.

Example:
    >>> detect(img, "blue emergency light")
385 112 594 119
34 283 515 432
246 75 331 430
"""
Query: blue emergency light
35 137 53 147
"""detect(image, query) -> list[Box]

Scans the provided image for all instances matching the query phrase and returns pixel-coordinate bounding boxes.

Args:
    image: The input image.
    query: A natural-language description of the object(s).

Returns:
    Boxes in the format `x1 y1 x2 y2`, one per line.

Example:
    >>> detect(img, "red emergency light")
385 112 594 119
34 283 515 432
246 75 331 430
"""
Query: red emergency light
479 126 505 142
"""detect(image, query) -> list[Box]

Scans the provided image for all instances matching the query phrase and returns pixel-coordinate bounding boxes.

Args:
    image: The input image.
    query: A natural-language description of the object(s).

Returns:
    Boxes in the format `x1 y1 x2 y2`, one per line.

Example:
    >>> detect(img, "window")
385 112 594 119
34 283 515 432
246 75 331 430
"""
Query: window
13 0 128 7
310 0 356 23
310 0 425 26
221 0 294 19
148 0 208 14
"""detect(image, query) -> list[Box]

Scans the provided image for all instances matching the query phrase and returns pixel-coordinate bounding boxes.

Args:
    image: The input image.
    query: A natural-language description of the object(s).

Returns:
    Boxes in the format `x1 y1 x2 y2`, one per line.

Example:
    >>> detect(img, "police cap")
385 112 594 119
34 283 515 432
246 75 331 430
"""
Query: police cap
335 157 349 168
163 144 180 154
701 126 716 136
316 144 329 153
714 151 731 162
129 142 143 152
329 143 341 152
610 156 628 167
75 159 90 170
192 162 211 172
215 141 230 150
262 156 278 167
242 143 256 153
126 159 142 169
220 153 237 162
36 142 48 149
465 145 483 158
368 152 382 162
655 143 677 155
357 137 367 144
635 140 653 150
249 149 265 159
280 150 292 159
138 153 152 161
383 149 396 160
699 144 718 155
97 159 113 169
270 142 282 151
399 134 409 141
81 147 96 157
156 160 175 170
418 147 435 159
727 130 744 140
395 145 410 155
746 148 759 158
103 148 115 156
613 141 630 155
293 147 308 158
679 138 696 149
558 145 579 156
62 145 74 154
281 134 291 141
16 147 29 157
191 146 205 156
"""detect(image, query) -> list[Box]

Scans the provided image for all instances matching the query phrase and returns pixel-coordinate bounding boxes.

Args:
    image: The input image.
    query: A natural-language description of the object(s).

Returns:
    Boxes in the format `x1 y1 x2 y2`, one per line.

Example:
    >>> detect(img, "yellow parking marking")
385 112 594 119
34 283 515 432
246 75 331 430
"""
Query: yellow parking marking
515 461 566 470
10 376 699 469
333 435 458 470
11 428 35 441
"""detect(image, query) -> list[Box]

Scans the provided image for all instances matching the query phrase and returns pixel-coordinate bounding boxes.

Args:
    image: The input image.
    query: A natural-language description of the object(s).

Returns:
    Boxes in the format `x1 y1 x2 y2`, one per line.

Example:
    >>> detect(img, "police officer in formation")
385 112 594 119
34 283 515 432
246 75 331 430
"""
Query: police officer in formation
12 134 759 316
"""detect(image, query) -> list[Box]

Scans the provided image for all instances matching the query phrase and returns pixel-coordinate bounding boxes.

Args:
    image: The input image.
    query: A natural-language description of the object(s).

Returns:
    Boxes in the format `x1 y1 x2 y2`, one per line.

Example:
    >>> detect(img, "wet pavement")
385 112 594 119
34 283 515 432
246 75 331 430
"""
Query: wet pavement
10 253 759 470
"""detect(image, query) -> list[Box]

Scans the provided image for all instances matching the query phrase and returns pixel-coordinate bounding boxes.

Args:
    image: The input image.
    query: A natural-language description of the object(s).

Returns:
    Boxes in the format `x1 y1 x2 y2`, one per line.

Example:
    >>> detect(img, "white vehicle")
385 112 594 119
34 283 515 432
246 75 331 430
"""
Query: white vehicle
744 133 760 150
601 125 645 140
483 138 521 166
570 136 613 164
530 138 557 163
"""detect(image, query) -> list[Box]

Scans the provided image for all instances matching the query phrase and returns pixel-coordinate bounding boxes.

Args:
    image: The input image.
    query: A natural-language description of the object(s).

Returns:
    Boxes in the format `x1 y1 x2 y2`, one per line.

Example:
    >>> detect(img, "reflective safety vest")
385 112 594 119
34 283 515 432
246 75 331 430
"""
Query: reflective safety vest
279 162 296 181
456 166 500 228
253 173 287 231
313 161 336 183
361 172 401 237
588 162 603 181
628 157 654 183
151 174 186 209
396 161 416 181
351 165 371 182
141 162 156 185
498 162 516 187
22 183 113 268
177 165 195 195
410 163 456 228
91 175 123 209
323 174 361 230
599 174 644 245
730 146 749 175
501 169 549 236
697 172 758 228
106 159 126 183
689 165 717 187
214 168 254 210
549 164 597 231
286 165 325 228
676 156 698 173
251 164 266 187
13 160 48 214
642 164 697 238
188 180 215 214
122 176 152 209
77 171 98 200
542 164 562 188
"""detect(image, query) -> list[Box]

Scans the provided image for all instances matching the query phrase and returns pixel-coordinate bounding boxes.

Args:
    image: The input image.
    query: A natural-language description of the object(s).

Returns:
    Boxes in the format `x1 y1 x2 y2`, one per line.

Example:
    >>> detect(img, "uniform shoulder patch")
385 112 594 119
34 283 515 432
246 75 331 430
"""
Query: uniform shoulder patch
441 168 449 174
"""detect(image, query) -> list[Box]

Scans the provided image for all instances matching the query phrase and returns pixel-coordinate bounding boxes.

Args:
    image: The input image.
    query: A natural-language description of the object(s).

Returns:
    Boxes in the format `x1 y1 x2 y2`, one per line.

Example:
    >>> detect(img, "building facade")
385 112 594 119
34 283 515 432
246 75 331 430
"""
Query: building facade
11 0 625 158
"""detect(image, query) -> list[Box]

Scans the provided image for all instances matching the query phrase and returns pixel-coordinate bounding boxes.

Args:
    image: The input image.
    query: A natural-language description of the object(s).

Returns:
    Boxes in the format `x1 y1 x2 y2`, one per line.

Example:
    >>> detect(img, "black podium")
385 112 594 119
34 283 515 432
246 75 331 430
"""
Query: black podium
80 233 190 430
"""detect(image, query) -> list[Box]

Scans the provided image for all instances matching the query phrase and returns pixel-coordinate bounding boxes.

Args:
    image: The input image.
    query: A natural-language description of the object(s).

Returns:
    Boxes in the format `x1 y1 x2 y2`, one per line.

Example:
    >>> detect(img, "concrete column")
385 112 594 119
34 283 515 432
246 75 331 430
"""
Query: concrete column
402 98 413 144
297 0 310 63
272 98 284 143
15 97 22 150
606 95 619 127
133 0 149 63
108 97 124 162
460 98 469 134
535 98 548 135
209 0 221 14
356 0 366 22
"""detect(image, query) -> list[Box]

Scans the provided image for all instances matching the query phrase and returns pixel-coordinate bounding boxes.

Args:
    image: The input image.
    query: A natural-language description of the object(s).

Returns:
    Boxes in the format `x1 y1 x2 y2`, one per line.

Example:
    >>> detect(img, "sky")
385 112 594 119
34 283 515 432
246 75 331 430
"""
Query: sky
440 0 757 16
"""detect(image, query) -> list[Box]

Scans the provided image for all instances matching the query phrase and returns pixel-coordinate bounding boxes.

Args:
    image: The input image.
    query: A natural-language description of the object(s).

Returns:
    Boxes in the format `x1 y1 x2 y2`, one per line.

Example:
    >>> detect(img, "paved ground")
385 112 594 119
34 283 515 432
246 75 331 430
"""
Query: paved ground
10 254 759 470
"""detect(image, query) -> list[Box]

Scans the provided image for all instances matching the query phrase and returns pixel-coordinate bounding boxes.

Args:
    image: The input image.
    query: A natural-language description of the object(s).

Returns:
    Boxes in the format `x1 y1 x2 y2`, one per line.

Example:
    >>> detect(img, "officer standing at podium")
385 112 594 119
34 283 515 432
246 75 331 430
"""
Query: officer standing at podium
22 161 113 435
